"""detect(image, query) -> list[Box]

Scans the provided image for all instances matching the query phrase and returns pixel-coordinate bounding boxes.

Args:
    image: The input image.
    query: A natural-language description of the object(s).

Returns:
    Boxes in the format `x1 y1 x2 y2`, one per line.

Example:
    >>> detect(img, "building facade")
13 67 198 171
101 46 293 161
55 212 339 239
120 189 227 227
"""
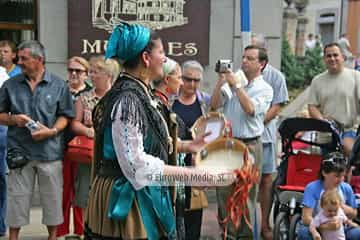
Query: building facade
0 0 283 92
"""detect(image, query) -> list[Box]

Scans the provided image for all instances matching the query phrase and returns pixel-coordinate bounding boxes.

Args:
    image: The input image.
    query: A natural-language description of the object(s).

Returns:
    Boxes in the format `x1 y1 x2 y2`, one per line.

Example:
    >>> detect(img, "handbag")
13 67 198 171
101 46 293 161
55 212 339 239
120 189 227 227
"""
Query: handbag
66 135 94 164
187 189 208 210
7 148 29 169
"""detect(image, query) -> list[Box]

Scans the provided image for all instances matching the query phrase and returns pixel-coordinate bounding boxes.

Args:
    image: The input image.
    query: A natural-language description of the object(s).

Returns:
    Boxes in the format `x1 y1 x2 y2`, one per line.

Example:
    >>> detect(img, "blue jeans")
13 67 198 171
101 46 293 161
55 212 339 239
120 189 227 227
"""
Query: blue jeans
297 222 360 240
0 125 7 234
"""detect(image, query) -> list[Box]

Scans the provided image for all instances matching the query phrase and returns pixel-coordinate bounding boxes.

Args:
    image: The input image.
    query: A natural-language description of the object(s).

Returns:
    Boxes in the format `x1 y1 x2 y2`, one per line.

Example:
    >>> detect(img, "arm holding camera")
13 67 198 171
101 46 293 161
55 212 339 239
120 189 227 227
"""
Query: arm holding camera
225 70 255 116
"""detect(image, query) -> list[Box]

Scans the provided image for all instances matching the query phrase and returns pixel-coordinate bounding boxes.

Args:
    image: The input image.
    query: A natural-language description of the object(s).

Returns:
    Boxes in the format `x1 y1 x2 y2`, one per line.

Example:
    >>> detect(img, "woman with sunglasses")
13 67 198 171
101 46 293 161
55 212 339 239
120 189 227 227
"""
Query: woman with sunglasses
298 153 360 239
57 56 93 239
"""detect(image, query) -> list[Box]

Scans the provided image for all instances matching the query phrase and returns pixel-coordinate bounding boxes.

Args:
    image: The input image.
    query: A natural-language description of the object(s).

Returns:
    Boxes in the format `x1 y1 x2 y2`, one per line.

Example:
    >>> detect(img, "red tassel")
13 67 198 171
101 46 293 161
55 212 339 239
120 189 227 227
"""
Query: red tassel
219 148 260 240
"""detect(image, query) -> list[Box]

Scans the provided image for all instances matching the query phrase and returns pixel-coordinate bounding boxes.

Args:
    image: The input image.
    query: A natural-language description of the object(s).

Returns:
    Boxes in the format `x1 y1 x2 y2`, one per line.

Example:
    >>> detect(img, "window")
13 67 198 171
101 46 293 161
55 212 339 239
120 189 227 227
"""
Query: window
0 0 37 44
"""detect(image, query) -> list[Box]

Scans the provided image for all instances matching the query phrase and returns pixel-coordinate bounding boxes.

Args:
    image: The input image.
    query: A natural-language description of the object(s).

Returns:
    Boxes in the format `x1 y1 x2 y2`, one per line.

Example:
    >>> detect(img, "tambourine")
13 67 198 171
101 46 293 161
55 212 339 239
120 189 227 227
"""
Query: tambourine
191 112 231 143
195 138 254 171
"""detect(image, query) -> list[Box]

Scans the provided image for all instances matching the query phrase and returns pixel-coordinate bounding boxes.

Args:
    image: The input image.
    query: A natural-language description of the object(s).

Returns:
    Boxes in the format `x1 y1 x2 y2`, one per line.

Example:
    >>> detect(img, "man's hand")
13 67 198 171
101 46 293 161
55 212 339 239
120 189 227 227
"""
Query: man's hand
217 73 227 86
11 114 32 127
31 122 56 141
224 69 248 88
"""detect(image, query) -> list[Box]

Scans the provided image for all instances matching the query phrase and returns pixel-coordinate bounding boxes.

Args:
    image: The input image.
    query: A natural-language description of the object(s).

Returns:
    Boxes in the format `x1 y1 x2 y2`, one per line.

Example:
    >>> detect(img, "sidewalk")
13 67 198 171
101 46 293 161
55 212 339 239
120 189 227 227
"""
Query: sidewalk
0 206 48 239
0 189 271 239
0 190 222 239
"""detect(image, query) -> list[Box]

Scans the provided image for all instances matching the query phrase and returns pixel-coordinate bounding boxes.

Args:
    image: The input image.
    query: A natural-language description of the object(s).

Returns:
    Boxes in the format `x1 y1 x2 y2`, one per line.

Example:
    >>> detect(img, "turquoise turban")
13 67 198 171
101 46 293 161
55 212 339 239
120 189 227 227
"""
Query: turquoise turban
105 22 151 63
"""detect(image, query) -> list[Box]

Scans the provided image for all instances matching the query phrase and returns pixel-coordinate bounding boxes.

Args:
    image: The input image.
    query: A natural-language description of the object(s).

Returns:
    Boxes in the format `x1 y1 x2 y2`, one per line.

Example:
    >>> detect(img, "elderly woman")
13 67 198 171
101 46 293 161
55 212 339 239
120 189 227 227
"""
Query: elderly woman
84 23 233 240
298 153 360 240
67 56 92 98
172 60 211 240
57 56 93 238
71 56 119 213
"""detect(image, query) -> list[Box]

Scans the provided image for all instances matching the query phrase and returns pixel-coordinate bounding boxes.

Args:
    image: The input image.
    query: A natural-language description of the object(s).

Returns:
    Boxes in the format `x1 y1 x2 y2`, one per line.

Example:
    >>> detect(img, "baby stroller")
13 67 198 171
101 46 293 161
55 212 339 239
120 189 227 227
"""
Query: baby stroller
272 117 342 240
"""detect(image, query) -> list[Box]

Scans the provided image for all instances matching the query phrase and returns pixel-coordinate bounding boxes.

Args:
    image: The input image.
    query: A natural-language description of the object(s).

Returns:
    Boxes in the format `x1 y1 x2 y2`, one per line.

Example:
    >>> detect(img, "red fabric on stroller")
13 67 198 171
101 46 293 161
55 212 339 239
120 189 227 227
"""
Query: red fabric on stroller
350 176 360 195
279 152 322 192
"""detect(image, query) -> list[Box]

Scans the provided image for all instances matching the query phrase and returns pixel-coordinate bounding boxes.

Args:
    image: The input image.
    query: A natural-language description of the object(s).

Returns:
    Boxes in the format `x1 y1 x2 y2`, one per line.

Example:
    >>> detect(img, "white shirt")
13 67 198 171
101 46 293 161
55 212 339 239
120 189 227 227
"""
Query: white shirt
0 66 9 87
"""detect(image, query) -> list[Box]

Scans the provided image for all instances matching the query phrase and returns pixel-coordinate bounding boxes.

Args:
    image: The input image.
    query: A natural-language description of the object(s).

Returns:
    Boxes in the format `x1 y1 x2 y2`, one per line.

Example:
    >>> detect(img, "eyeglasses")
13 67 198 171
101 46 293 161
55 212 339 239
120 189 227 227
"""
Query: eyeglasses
182 76 201 83
68 68 87 74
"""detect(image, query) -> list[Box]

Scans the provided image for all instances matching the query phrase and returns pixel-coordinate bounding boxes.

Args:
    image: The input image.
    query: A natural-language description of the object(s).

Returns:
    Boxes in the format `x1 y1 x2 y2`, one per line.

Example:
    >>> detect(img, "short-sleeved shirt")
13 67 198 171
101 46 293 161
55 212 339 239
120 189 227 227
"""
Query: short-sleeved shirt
0 66 9 87
302 180 357 217
308 68 360 128
311 208 347 240
223 75 273 138
0 70 75 161
261 64 288 143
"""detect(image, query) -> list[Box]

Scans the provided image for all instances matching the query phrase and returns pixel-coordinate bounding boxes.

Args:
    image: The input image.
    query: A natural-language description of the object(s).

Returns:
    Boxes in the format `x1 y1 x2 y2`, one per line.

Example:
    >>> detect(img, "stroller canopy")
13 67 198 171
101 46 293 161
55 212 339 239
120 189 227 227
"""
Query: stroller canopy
279 117 342 153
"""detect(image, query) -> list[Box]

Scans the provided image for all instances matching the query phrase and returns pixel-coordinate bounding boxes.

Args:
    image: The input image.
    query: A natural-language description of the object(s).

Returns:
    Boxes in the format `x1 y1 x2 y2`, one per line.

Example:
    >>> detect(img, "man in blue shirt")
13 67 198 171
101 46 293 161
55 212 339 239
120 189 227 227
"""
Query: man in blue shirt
0 40 74 240
211 45 273 239
252 33 289 240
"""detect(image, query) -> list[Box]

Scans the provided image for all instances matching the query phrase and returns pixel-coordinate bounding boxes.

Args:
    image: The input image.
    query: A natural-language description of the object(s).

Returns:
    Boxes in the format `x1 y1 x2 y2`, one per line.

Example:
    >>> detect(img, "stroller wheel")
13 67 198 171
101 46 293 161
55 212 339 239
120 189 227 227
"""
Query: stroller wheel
273 212 290 240
289 213 301 240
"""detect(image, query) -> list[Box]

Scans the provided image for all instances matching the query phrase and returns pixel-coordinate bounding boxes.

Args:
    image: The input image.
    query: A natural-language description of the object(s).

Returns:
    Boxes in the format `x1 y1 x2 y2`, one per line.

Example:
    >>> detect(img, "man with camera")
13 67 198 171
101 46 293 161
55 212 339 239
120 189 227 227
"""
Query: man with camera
210 45 273 239
0 40 74 240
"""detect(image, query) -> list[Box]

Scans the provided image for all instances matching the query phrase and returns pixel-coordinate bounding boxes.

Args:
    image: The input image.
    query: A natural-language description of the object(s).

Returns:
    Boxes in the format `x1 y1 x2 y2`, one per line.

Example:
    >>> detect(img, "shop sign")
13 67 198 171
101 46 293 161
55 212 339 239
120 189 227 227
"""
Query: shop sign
68 0 210 65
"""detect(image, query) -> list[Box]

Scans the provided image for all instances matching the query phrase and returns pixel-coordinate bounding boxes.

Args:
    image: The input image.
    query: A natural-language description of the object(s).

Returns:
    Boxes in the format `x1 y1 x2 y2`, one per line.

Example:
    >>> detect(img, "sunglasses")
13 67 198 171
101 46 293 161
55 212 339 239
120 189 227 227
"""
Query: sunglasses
182 76 201 83
68 68 87 74
322 155 347 166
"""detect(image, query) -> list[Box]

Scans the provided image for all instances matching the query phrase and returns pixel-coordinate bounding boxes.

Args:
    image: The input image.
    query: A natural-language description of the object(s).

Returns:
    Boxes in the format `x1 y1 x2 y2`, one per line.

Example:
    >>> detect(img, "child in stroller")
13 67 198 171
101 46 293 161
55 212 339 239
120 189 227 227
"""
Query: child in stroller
273 117 343 240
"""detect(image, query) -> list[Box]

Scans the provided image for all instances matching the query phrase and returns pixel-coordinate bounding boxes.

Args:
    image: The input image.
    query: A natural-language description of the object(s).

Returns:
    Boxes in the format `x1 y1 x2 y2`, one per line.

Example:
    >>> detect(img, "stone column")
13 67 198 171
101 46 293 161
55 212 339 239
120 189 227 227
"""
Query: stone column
294 0 309 56
282 0 298 54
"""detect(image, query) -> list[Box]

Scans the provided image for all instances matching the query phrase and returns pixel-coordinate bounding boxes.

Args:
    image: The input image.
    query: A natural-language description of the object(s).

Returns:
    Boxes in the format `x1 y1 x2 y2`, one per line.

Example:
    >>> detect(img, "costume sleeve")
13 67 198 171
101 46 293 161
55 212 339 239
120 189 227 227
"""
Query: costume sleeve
252 85 273 116
111 97 165 190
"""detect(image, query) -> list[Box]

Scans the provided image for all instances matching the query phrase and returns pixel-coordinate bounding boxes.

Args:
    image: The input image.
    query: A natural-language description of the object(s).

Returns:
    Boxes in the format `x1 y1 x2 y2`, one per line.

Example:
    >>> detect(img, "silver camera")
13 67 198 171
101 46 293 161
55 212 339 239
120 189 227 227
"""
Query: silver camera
215 59 233 73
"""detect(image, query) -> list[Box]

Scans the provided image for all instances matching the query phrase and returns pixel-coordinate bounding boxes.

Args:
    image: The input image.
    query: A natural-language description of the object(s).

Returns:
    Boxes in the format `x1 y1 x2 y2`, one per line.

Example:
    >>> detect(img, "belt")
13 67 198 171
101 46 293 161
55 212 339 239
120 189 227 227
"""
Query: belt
234 136 260 144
